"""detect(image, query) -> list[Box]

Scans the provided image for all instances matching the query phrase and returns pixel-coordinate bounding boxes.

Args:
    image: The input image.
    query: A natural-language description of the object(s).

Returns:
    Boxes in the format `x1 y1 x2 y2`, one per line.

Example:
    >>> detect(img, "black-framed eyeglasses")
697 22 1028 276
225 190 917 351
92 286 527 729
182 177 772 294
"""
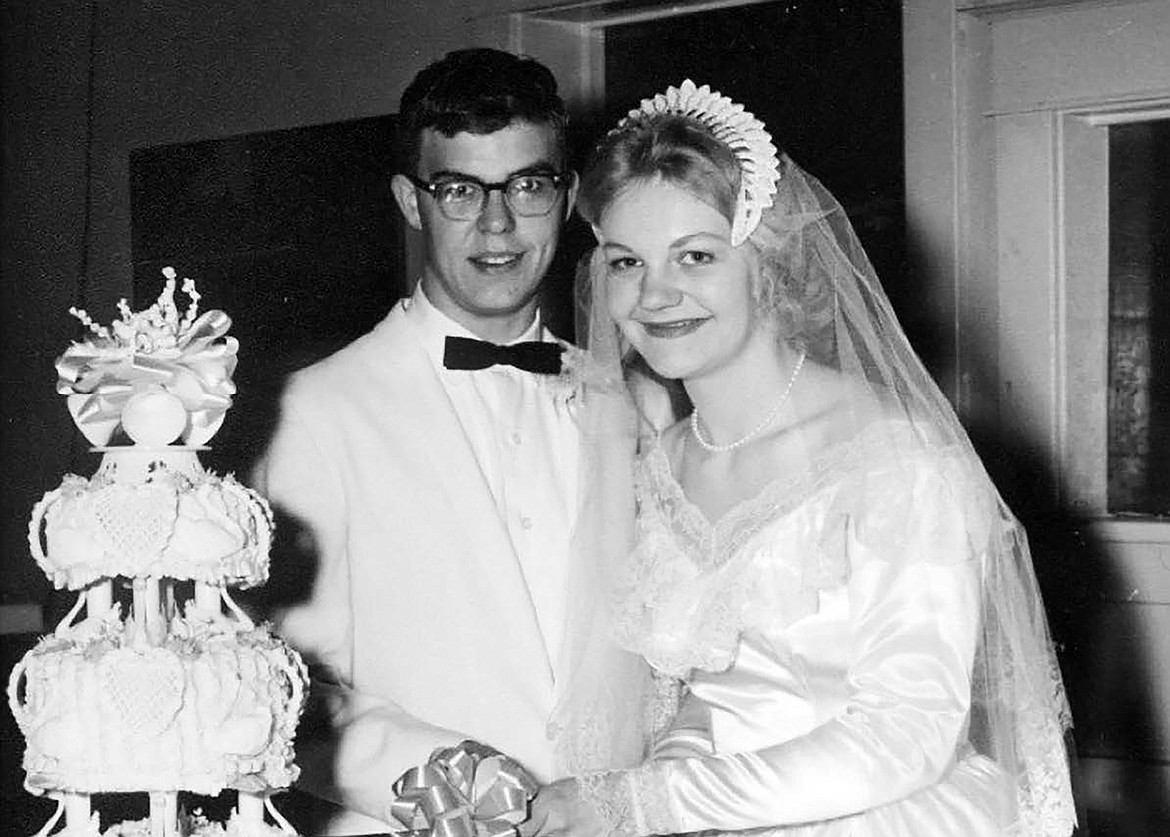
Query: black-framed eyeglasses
406 171 571 221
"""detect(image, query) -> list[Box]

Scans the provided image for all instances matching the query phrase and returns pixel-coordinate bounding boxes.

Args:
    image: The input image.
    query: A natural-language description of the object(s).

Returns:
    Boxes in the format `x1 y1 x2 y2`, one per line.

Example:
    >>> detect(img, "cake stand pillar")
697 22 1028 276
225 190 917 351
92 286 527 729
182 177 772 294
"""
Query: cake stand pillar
145 575 164 640
163 578 176 622
86 581 112 619
193 582 221 618
63 792 92 832
238 790 264 822
132 577 166 646
149 790 178 837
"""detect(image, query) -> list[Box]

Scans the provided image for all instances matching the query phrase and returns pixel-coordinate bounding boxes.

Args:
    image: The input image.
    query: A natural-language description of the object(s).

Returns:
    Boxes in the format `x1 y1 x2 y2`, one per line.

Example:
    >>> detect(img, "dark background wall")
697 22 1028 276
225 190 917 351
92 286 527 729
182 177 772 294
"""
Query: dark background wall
0 0 532 610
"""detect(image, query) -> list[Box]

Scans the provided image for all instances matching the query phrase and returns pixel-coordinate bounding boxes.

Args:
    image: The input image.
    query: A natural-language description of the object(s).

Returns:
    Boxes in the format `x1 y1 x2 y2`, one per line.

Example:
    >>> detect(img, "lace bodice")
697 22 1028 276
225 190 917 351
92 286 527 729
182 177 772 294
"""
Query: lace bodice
612 421 989 678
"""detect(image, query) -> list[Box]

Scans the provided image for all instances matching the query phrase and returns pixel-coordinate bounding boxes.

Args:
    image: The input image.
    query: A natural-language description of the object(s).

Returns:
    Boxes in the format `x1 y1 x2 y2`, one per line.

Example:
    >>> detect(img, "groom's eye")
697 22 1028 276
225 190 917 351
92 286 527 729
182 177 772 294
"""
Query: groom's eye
435 180 480 203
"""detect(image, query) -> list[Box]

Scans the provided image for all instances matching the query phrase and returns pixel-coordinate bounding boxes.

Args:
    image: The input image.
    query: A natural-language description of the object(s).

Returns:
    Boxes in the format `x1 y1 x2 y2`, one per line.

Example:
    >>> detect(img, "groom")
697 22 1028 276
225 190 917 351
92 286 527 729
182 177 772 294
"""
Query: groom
255 48 603 834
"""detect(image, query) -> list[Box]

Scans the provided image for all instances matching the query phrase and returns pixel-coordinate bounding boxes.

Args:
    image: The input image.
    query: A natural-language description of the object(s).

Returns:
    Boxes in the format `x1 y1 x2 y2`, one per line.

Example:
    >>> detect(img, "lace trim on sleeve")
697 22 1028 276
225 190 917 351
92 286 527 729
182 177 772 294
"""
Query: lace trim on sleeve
577 762 679 837
646 671 682 740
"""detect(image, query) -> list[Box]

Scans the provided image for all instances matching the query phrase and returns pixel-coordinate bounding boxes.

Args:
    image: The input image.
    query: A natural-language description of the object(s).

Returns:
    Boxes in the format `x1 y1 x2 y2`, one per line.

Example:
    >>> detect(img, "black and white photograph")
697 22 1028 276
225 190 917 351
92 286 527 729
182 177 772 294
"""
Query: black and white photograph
2 2 1168 836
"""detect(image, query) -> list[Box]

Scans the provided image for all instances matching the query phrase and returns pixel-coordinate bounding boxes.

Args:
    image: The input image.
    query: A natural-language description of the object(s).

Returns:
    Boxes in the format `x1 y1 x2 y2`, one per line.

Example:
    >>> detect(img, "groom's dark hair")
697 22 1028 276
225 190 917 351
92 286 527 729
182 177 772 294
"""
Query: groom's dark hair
396 48 569 173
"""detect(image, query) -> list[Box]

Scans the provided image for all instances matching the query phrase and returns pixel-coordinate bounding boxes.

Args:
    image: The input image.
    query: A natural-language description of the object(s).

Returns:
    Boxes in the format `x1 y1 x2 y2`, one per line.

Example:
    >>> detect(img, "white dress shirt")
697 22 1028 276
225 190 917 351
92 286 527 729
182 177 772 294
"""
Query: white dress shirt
404 285 580 674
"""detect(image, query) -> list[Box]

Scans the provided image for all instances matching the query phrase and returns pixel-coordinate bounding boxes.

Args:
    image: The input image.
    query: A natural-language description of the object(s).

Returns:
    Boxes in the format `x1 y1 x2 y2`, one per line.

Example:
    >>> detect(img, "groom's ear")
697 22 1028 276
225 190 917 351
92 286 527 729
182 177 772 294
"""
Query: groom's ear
391 174 423 230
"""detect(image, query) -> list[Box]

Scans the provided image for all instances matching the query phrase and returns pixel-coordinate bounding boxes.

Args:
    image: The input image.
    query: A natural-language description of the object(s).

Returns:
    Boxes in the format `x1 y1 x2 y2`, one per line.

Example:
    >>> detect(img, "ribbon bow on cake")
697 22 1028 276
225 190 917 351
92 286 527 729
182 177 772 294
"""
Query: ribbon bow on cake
389 740 538 837
56 271 239 448
57 310 238 447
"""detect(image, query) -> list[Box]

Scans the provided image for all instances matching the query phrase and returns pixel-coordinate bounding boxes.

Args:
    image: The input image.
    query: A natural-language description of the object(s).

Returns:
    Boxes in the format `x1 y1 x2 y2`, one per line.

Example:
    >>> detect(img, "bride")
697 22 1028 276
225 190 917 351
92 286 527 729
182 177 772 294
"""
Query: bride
524 82 1077 836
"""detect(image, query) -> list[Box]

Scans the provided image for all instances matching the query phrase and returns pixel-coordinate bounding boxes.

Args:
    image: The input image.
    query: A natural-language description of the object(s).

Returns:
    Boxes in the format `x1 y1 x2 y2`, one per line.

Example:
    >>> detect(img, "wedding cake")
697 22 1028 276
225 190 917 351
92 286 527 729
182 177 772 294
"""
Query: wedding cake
8 270 309 837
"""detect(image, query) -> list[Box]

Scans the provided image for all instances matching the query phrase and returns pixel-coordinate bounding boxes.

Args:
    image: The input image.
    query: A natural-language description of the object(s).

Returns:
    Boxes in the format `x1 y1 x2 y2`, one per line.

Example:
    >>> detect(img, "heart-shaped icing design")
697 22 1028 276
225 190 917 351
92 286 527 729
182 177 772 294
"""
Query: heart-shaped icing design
98 648 184 737
92 484 179 569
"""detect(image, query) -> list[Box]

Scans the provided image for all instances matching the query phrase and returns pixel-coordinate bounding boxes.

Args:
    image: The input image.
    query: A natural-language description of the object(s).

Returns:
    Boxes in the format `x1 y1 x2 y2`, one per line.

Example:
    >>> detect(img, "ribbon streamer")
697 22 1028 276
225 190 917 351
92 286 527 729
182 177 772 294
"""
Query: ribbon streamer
390 741 538 837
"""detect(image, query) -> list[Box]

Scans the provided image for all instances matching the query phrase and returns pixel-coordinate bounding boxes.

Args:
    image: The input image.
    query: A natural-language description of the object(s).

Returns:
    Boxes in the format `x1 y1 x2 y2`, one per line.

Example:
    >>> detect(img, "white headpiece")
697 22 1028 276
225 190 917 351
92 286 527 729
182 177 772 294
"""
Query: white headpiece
618 79 782 246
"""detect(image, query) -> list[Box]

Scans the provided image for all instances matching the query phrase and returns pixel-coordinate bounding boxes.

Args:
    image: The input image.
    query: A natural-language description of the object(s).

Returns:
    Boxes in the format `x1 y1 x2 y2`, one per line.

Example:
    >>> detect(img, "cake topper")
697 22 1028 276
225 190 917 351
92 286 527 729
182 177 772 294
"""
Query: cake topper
56 267 239 447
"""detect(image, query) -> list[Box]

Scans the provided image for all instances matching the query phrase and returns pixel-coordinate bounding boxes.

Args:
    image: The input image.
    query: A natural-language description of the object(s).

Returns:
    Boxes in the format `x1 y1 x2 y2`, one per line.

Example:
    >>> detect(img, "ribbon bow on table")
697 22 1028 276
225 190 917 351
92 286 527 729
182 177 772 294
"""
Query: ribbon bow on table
389 740 538 837
443 336 565 375
55 310 238 447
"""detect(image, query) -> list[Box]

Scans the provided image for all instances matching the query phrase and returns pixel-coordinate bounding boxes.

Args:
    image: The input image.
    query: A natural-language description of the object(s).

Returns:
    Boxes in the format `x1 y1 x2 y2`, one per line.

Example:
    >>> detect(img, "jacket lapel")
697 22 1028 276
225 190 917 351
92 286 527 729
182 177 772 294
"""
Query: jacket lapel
372 304 554 681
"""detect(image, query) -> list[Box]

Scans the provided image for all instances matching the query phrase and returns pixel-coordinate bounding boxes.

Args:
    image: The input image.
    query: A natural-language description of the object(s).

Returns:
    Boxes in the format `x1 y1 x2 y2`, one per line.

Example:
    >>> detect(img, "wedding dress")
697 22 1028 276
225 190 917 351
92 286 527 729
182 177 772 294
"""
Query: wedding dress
583 418 1035 835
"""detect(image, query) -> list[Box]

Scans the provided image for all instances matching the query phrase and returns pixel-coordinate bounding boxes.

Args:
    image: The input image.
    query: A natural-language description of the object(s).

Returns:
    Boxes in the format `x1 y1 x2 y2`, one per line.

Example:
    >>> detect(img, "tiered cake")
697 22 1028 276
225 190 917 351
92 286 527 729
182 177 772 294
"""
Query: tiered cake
8 271 308 837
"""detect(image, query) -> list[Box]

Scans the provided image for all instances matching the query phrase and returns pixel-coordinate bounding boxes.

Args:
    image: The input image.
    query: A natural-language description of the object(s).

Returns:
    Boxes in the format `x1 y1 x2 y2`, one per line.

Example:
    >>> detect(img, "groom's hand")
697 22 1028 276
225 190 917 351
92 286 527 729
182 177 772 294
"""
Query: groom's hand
520 778 605 837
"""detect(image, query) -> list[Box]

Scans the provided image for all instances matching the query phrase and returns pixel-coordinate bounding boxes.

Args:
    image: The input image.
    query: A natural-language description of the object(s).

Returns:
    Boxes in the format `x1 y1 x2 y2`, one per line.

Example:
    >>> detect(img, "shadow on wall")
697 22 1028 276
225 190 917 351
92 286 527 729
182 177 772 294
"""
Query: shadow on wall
968 417 1169 835
922 297 1170 832
235 482 346 835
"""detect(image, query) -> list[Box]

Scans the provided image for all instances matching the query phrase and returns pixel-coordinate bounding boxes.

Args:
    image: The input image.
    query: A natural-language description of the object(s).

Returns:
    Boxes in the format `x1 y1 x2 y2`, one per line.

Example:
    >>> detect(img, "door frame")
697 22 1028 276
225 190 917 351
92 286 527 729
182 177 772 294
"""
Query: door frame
905 0 1170 823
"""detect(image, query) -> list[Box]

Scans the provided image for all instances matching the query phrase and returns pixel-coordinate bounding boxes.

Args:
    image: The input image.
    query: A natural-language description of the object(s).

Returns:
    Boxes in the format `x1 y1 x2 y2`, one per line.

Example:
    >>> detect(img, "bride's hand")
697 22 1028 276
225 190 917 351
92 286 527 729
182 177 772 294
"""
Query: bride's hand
519 777 605 837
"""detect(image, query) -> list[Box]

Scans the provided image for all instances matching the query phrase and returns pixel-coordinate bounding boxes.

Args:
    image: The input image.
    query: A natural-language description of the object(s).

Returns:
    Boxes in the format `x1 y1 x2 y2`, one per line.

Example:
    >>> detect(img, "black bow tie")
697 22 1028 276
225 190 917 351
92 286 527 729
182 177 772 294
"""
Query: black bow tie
443 335 565 375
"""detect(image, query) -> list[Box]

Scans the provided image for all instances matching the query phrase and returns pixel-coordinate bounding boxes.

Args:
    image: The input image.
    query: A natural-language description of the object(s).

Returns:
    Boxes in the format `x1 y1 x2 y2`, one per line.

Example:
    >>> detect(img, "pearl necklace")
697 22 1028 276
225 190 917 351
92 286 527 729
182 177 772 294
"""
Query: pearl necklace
690 351 807 453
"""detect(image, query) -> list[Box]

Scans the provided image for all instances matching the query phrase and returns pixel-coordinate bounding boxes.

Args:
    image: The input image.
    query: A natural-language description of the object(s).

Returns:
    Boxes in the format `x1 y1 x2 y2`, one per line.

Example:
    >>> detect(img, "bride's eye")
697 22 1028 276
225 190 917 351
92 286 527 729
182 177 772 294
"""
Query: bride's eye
679 250 715 266
608 256 642 273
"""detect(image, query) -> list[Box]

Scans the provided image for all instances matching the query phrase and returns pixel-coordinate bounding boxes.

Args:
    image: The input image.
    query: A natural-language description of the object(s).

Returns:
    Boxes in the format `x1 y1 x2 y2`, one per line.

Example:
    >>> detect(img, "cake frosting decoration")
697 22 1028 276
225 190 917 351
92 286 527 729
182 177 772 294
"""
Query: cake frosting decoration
9 270 307 837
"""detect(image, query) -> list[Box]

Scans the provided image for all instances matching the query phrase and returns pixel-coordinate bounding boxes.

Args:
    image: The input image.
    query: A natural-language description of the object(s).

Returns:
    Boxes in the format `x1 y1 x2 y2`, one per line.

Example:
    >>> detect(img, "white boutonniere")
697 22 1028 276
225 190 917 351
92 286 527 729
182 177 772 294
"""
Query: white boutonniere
550 341 629 425
554 342 590 410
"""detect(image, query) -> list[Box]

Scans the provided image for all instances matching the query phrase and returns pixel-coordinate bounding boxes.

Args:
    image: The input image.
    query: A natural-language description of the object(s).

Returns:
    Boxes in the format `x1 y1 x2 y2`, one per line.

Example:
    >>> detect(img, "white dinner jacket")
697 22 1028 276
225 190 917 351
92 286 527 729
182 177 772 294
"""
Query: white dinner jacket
256 300 573 833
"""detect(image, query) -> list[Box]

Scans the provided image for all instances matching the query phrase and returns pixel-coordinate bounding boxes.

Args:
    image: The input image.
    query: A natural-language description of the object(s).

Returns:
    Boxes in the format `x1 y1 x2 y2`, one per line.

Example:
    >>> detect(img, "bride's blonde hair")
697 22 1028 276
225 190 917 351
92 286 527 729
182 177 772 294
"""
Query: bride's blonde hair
577 113 740 225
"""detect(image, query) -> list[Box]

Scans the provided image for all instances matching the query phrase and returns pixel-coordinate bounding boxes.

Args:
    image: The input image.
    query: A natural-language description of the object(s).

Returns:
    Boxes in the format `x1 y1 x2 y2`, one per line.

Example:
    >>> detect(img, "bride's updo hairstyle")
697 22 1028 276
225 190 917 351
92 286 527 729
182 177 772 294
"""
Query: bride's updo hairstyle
577 113 740 227
577 112 835 360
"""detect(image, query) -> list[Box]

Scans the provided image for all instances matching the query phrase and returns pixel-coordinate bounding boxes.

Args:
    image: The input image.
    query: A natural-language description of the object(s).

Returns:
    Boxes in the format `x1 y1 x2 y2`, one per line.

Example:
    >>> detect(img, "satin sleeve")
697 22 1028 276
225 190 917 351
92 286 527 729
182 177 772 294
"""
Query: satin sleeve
583 461 984 835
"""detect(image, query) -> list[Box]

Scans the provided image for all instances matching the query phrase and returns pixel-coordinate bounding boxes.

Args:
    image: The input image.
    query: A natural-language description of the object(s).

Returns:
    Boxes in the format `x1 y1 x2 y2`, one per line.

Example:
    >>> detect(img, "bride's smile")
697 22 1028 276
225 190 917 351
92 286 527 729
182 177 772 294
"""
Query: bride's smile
598 178 766 384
